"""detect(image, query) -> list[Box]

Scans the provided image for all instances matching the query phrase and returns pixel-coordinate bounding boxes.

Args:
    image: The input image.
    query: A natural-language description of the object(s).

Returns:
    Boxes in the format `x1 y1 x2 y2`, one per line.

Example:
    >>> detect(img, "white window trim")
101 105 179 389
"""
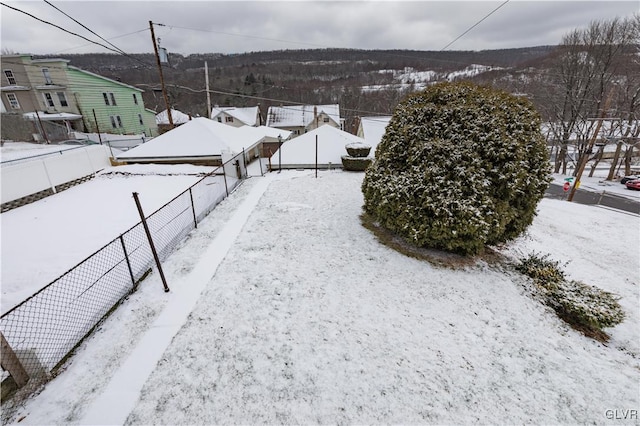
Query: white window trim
4 70 16 85
43 92 55 107
42 68 53 85
6 93 20 109
57 92 68 107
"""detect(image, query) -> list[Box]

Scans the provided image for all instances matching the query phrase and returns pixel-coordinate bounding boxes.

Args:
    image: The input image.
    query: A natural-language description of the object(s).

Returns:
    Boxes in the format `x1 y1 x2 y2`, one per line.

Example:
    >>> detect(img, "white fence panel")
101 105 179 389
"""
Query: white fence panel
1 161 53 203
1 145 112 204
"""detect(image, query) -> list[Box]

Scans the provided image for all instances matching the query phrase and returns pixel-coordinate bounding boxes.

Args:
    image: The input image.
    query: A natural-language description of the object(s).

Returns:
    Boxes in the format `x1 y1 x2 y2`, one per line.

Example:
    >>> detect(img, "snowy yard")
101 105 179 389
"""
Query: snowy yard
3 169 638 425
0 163 216 314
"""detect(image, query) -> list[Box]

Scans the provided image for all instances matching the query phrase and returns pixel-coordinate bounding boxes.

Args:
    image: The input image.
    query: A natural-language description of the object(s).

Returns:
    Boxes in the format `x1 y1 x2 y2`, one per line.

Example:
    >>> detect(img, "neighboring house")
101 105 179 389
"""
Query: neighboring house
1 54 41 114
269 125 365 169
155 108 192 133
1 55 83 141
356 116 392 156
211 106 261 127
117 117 290 166
0 54 159 141
265 104 341 137
66 65 158 137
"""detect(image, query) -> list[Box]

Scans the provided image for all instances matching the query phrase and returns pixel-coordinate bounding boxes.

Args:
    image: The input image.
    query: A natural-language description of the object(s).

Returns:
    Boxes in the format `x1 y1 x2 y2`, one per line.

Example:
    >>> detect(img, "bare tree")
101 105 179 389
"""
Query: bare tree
544 15 639 175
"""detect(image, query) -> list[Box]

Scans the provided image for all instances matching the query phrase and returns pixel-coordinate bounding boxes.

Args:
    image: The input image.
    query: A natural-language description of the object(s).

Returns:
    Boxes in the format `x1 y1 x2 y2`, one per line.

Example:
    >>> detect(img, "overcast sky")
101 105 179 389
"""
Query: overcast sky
1 1 637 56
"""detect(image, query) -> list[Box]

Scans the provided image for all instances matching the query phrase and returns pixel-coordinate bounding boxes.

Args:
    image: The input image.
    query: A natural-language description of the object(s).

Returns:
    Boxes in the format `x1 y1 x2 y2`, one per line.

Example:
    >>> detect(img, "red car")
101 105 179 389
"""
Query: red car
625 179 640 190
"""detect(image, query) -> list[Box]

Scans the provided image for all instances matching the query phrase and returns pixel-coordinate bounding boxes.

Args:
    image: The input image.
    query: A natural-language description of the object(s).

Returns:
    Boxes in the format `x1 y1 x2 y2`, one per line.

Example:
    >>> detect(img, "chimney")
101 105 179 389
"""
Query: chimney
314 106 318 129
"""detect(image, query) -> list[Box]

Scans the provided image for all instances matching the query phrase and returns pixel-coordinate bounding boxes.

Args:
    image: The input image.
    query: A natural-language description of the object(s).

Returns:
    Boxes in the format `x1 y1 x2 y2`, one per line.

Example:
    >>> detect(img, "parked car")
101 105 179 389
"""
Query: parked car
620 175 640 184
625 179 640 190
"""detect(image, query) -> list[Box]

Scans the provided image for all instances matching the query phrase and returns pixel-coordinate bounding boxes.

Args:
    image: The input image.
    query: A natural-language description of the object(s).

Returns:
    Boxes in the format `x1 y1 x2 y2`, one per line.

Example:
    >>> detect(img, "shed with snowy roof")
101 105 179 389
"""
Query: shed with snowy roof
116 117 290 167
269 125 365 170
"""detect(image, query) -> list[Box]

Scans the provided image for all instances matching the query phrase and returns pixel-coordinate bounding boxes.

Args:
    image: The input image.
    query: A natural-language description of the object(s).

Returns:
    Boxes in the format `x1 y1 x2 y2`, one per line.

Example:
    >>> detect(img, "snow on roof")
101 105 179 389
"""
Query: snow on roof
117 117 231 159
210 106 260 126
117 118 284 160
266 104 340 128
23 111 83 121
359 116 391 154
155 109 192 125
270 125 365 167
236 125 291 141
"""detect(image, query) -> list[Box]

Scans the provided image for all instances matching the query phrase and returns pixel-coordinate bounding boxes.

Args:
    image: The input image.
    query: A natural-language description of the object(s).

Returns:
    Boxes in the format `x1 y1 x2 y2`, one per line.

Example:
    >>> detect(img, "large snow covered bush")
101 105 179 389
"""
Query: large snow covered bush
362 81 551 255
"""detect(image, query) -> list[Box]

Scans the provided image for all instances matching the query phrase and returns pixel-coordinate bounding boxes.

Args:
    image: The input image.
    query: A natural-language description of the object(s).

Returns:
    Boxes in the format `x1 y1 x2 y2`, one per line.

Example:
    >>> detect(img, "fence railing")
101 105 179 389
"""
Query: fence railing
0 151 248 391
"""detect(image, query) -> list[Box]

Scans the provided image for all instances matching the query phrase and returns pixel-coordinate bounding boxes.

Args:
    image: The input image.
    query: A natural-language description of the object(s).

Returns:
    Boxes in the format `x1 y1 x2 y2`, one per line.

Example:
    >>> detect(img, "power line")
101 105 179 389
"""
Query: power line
0 2 128 55
52 29 149 54
43 0 129 56
440 0 511 51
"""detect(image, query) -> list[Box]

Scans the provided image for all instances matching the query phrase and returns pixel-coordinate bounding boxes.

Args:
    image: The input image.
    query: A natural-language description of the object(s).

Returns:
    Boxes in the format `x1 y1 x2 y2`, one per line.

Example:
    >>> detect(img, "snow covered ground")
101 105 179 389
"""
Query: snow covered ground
2 168 638 425
0 163 216 314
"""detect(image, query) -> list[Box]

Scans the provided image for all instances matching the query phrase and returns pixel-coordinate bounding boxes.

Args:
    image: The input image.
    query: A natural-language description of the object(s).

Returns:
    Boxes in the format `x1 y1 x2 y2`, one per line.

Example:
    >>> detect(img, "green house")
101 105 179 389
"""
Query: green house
67 66 158 137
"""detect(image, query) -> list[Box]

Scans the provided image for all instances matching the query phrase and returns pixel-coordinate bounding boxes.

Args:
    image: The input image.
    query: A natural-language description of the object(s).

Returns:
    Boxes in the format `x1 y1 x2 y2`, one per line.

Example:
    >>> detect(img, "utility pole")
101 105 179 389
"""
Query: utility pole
205 61 211 119
149 20 173 129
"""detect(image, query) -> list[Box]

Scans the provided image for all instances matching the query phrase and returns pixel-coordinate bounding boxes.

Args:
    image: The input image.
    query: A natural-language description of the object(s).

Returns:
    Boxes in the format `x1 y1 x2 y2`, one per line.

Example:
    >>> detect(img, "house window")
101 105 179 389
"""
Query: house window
225 116 234 123
110 115 123 128
116 116 123 128
217 117 222 123
42 68 53 84
57 92 68 107
103 93 110 105
133 93 138 105
138 113 144 125
6 93 20 109
4 70 16 85
323 117 330 123
43 93 55 107
110 93 117 106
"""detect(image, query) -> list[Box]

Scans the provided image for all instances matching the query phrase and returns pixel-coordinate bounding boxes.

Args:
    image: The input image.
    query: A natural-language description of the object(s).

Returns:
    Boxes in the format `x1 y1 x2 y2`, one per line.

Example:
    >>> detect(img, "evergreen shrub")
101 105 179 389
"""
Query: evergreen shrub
518 253 625 334
362 81 551 255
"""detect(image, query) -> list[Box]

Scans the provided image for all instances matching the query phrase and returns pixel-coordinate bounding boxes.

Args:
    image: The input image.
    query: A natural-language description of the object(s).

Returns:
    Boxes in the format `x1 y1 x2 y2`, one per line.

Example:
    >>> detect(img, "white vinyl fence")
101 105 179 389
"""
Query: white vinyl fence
1 145 112 205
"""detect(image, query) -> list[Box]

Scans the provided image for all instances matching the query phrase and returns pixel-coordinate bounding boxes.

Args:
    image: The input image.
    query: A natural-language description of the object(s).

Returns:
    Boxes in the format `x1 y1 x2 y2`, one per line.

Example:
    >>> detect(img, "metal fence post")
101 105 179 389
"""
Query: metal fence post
132 192 170 293
189 187 197 228
1 331 29 388
119 235 136 288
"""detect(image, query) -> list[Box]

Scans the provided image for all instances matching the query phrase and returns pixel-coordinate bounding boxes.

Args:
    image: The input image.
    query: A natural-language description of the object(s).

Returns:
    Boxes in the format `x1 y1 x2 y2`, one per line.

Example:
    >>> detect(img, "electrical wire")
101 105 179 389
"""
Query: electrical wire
0 2 131 56
43 0 128 56
440 0 511 51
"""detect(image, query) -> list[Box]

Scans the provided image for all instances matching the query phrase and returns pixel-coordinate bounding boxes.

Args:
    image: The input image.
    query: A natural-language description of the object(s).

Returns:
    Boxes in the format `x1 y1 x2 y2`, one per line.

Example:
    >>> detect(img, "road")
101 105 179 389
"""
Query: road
545 183 640 215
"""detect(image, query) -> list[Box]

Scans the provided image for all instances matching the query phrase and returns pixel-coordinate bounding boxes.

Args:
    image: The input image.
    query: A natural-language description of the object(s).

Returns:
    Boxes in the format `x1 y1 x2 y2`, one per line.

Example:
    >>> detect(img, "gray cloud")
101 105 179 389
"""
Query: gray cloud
1 1 637 56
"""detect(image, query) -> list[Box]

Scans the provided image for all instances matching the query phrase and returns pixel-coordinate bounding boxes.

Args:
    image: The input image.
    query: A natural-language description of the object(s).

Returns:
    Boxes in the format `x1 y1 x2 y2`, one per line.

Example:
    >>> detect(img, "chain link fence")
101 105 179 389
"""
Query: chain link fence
1 151 248 395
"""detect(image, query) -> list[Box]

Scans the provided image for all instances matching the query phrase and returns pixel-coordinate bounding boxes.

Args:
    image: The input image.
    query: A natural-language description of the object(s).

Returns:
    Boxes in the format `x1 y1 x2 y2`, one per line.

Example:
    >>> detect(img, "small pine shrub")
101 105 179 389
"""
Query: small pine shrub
345 143 372 158
515 252 566 288
342 156 373 171
517 253 625 336
549 280 625 330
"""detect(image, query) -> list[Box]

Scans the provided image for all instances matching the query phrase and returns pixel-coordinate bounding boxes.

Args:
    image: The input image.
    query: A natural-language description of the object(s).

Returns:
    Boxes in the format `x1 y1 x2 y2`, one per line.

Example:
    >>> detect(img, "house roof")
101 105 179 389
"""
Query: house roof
266 104 340 128
155 109 192 125
117 118 231 160
270 125 365 168
211 106 260 126
359 116 391 155
117 117 289 161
